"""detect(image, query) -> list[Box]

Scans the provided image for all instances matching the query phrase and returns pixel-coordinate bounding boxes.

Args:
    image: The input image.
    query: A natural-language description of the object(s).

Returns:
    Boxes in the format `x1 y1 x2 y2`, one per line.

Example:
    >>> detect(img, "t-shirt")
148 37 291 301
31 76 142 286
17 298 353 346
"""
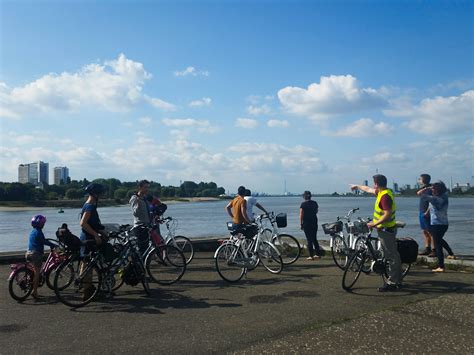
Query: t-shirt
81 202 103 235
28 228 55 254
419 185 432 212
379 194 393 211
244 196 257 221
300 199 319 228
230 196 247 224
129 194 151 226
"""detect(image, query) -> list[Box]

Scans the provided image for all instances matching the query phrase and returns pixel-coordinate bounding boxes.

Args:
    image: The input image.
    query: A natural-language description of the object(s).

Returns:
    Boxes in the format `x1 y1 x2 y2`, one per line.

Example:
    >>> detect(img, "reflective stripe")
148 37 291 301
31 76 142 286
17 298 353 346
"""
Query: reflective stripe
373 189 396 228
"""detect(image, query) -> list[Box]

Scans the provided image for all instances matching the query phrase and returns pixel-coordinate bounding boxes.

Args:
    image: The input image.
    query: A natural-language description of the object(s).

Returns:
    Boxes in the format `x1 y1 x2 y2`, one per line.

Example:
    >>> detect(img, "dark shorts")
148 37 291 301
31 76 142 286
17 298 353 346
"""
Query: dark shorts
25 251 43 268
419 212 430 231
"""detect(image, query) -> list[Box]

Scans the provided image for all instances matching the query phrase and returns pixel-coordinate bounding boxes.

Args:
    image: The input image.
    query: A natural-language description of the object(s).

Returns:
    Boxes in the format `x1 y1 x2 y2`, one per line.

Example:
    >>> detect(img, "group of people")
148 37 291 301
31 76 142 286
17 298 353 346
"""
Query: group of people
25 174 455 297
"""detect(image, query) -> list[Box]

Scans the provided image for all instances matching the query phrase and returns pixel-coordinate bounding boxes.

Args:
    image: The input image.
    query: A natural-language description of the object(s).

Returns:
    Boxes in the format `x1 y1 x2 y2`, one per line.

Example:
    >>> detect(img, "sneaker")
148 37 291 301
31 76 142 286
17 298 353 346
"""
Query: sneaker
447 255 456 260
432 267 445 273
306 256 314 260
378 283 400 292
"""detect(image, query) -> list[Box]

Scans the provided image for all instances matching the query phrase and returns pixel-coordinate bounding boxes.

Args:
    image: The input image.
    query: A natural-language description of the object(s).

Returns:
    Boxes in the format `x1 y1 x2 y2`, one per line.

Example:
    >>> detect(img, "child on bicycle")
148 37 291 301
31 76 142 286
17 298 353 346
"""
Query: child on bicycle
26 215 56 298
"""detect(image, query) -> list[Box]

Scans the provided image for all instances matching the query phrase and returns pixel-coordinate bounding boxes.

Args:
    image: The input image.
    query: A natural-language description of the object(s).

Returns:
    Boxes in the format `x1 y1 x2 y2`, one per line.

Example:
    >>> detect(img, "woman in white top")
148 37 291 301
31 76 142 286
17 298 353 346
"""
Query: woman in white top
244 189 268 222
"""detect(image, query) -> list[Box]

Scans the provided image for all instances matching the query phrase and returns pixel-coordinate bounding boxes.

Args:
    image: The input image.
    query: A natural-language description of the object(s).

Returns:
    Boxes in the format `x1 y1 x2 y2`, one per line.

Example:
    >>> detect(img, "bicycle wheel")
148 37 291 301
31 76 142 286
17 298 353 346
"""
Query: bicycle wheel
382 262 411 282
8 267 34 302
214 243 246 282
145 245 186 285
342 250 366 291
46 261 74 290
271 233 301 265
257 241 283 274
331 235 348 270
54 259 101 307
171 236 194 265
111 266 125 292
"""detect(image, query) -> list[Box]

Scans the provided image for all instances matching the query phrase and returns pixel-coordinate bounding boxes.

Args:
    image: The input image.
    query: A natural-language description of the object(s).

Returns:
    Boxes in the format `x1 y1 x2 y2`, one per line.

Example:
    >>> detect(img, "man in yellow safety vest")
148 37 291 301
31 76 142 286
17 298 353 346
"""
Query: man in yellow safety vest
350 174 402 292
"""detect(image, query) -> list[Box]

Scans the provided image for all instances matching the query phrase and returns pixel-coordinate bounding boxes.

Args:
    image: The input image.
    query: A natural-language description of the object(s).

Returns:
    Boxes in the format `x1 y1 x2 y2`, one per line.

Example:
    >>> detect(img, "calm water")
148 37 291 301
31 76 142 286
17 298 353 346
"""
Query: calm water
1 196 473 254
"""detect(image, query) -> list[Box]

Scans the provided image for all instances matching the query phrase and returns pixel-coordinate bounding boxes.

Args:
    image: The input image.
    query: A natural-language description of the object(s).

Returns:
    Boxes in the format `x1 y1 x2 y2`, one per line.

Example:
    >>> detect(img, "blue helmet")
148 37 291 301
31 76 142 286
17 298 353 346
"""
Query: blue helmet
84 183 106 196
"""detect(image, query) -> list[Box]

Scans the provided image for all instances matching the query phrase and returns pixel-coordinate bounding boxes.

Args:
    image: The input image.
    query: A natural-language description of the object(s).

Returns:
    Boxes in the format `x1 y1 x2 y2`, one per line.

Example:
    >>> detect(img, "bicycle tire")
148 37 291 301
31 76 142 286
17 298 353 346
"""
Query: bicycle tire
111 267 125 292
331 235 348 270
214 243 246 282
271 233 301 265
54 259 101 308
257 241 283 274
342 250 366 291
382 262 411 282
8 267 34 302
170 235 194 265
145 245 186 285
45 262 74 290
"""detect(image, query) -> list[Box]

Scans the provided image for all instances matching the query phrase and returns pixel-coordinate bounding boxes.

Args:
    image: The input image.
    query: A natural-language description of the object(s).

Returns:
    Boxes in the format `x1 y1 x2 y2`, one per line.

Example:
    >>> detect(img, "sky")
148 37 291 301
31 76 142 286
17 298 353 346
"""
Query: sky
0 0 473 194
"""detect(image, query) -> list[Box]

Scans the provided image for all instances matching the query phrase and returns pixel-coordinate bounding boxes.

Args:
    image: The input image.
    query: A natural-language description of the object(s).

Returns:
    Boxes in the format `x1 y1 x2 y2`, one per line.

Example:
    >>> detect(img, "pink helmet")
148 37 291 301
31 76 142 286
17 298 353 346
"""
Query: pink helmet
31 214 47 229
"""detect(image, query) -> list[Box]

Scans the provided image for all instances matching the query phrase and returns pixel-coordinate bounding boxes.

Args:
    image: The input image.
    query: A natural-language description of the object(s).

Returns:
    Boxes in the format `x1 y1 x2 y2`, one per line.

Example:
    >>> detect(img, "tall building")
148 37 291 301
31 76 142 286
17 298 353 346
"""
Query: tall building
18 161 49 186
54 166 69 185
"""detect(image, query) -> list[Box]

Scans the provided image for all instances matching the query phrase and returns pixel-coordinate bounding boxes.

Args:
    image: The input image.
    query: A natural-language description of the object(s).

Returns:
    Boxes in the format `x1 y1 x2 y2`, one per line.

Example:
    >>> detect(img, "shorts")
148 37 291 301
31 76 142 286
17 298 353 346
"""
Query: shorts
419 212 430 231
25 251 43 268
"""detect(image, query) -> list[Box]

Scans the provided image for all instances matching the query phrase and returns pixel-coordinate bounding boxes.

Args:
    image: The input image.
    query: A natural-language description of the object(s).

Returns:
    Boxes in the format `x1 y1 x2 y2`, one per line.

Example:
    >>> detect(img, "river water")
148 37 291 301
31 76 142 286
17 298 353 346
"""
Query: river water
1 196 473 254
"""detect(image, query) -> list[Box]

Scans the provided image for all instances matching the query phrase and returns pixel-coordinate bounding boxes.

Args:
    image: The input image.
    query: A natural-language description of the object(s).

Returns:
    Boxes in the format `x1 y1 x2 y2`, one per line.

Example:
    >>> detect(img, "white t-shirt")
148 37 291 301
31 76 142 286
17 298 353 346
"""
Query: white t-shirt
244 196 257 222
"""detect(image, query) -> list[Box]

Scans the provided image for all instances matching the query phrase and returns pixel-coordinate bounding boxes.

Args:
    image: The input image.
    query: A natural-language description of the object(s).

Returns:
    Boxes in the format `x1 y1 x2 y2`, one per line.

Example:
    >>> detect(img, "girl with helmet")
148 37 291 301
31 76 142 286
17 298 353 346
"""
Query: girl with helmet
80 183 106 300
26 214 56 298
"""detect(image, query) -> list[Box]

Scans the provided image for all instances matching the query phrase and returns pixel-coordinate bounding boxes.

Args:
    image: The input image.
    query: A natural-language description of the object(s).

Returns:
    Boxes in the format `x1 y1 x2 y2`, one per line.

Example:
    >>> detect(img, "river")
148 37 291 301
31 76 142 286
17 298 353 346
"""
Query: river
1 196 473 254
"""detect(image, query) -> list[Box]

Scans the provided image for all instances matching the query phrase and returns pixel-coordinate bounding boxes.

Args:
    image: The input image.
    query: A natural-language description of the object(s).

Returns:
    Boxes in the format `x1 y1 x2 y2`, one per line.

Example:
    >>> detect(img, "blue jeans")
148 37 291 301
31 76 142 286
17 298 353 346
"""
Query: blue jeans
430 224 450 268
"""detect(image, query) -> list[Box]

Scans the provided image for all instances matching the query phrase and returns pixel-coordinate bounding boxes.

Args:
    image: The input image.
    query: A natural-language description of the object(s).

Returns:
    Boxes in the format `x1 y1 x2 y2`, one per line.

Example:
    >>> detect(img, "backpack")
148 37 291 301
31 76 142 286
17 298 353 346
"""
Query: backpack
56 224 82 252
396 237 419 263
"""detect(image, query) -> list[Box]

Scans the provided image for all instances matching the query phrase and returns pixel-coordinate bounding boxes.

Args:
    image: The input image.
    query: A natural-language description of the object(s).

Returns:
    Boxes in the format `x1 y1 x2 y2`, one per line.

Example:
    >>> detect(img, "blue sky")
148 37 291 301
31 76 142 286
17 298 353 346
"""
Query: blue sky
1 0 473 194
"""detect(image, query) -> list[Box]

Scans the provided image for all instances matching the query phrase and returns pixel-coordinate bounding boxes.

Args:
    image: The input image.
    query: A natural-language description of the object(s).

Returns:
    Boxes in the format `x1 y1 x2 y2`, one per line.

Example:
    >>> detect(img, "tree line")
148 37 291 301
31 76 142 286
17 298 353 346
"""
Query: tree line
0 179 226 202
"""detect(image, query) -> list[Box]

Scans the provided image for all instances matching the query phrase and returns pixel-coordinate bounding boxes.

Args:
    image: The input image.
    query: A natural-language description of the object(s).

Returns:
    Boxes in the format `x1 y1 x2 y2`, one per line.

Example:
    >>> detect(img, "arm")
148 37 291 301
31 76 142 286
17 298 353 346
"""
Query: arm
417 186 430 196
80 211 102 243
423 195 445 209
241 200 251 224
368 209 392 228
350 184 376 195
299 208 304 230
225 202 233 218
130 195 140 215
255 202 268 215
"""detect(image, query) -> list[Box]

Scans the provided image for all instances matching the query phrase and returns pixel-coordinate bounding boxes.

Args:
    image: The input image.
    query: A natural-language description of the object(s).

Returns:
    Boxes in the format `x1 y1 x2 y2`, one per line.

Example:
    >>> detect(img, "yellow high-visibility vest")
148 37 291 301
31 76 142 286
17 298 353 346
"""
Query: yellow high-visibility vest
373 189 396 228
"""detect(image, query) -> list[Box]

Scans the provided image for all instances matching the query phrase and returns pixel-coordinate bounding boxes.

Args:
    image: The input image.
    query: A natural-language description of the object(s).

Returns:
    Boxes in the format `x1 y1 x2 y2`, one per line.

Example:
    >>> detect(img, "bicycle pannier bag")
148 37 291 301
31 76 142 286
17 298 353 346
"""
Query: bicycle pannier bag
276 213 287 228
396 237 419 263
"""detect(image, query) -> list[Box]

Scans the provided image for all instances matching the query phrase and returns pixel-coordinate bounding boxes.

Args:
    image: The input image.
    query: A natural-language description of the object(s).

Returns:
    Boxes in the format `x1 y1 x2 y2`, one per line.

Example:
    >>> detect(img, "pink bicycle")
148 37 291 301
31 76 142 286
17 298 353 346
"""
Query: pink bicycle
8 239 71 302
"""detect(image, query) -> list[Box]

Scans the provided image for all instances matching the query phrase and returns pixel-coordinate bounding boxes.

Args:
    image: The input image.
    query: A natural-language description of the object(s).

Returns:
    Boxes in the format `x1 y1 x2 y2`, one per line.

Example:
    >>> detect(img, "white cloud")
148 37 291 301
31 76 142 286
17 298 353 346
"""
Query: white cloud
324 118 395 137
277 75 387 121
362 152 407 164
385 90 474 135
145 96 176 111
235 118 258 129
139 116 153 126
247 104 272 116
267 119 289 128
189 97 212 107
0 54 176 119
174 66 210 77
161 118 218 133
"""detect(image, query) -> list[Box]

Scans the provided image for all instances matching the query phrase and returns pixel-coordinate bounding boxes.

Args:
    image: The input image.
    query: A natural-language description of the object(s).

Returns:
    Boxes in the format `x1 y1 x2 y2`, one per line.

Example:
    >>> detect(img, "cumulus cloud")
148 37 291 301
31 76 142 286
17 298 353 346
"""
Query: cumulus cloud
174 66 210 77
145 96 176 111
385 90 474 135
267 119 289 128
362 152 407 164
161 118 218 133
0 54 176 118
247 104 272 116
277 75 387 121
324 118 395 137
189 97 212 107
235 118 258 129
139 116 153 126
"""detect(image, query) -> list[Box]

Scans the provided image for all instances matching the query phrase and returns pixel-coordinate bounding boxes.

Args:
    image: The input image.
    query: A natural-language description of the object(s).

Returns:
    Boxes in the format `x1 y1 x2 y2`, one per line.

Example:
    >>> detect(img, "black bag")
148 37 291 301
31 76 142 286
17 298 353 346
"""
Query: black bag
276 213 287 228
56 224 81 252
397 237 419 263
123 262 143 286
100 243 119 262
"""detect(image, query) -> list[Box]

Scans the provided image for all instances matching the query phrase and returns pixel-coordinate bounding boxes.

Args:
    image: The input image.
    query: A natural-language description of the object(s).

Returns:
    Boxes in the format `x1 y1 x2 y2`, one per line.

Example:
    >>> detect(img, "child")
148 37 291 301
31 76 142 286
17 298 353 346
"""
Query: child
26 214 56 298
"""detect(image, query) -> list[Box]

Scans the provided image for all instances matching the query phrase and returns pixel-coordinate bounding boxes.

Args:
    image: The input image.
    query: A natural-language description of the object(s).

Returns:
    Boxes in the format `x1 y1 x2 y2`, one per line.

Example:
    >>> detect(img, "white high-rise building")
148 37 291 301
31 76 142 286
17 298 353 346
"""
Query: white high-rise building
18 161 49 186
54 166 69 185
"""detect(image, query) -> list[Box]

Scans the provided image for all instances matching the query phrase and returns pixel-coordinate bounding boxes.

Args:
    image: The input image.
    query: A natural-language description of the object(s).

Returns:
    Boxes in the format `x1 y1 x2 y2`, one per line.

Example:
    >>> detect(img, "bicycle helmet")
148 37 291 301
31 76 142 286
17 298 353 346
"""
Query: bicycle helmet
31 214 47 229
84 183 106 196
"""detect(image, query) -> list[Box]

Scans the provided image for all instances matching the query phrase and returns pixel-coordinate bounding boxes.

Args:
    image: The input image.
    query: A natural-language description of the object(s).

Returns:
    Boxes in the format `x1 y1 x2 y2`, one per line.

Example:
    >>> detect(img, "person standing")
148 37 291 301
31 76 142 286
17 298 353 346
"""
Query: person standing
244 189 268 222
417 174 434 256
418 181 455 272
351 175 402 292
226 186 251 227
129 179 152 255
300 191 321 260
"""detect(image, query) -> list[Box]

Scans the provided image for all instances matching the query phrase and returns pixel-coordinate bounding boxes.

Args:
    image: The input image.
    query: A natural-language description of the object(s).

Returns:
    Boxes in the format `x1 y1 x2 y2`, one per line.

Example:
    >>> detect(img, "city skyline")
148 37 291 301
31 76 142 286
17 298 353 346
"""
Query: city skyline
1 1 472 194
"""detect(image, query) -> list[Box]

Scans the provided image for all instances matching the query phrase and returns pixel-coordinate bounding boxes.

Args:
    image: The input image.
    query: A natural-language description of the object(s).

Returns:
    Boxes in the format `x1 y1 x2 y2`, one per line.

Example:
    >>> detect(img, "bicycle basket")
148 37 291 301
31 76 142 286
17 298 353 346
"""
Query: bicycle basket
346 221 369 235
322 221 343 235
275 213 287 228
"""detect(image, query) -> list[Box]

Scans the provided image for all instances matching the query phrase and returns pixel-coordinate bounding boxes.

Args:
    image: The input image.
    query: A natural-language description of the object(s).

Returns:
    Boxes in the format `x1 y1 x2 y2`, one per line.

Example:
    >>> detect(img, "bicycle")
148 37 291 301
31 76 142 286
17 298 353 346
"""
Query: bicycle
322 208 361 270
341 220 412 291
256 212 301 265
154 216 194 265
53 230 151 307
8 239 70 302
214 223 283 283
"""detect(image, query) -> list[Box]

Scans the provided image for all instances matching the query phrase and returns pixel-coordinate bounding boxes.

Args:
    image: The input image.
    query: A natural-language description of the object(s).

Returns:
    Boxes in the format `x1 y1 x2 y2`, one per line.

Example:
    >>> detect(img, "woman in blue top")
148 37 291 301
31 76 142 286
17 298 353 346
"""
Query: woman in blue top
27 215 56 298
418 181 455 272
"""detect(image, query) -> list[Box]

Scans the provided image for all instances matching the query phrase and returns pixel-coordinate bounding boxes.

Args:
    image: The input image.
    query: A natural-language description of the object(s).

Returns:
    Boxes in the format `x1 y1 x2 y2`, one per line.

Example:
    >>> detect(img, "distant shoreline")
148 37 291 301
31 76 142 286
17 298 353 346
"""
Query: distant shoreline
0 197 222 212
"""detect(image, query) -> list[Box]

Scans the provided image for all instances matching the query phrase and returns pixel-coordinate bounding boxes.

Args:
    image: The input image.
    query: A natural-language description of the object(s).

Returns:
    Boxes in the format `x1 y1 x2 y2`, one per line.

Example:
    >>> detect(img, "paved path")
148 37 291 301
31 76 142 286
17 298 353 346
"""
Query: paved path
0 253 472 354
